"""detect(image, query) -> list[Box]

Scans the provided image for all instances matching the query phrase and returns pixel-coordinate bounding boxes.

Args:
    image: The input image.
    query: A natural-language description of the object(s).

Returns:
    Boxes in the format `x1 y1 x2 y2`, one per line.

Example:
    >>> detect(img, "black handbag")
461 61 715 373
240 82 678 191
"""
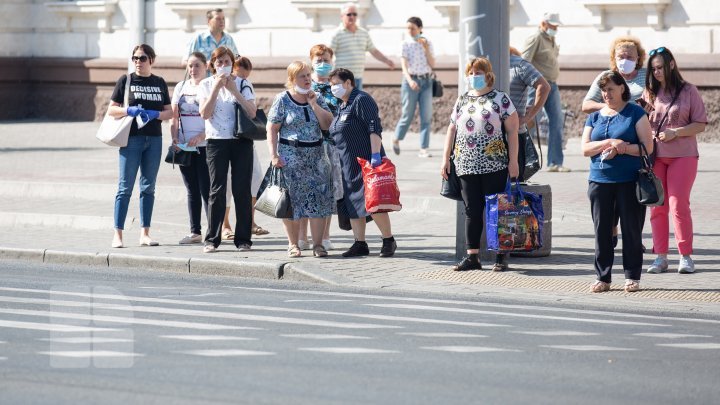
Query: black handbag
440 130 463 200
431 73 443 98
636 143 665 206
255 166 293 219
164 146 193 168
521 129 542 182
234 79 268 140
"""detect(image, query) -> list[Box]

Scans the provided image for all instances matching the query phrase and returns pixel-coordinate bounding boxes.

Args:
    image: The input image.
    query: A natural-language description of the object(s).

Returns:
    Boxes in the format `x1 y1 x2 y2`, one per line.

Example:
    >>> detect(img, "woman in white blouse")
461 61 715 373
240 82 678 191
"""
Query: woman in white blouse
392 16 436 158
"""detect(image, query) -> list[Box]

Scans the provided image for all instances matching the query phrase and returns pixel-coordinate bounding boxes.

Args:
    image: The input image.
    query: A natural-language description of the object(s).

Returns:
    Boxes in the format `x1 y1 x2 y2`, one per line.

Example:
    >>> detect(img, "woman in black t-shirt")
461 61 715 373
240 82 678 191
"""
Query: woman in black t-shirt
107 44 172 248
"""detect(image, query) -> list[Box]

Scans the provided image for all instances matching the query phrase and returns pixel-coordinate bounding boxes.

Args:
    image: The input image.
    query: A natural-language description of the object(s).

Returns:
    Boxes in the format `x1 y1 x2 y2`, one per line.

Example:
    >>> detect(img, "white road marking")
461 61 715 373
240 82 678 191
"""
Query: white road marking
138 287 184 290
0 319 120 333
656 343 720 349
0 357 6 361
160 335 257 341
38 351 143 358
176 349 275 357
540 345 636 351
366 304 668 327
38 337 133 344
397 333 487 338
422 346 521 353
280 334 371 340
284 299 353 303
161 293 227 298
298 347 399 354
514 331 600 336
634 333 712 339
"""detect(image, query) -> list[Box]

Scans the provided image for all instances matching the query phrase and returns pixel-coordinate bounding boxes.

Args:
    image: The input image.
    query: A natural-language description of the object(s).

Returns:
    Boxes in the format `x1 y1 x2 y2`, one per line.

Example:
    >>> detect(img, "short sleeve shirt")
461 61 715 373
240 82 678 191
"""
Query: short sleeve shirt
509 54 542 133
450 90 516 176
267 91 330 142
401 38 433 75
197 76 255 139
646 83 707 158
522 29 559 81
171 80 206 146
111 73 171 137
584 68 647 105
330 26 375 79
585 103 646 183
185 31 238 62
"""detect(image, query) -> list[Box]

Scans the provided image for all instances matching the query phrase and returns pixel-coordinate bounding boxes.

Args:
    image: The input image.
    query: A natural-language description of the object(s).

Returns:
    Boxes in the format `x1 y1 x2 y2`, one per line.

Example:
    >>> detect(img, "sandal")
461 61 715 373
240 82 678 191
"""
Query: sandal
313 245 328 258
251 226 270 235
591 280 610 293
624 279 641 293
491 263 508 272
222 229 234 240
288 244 302 258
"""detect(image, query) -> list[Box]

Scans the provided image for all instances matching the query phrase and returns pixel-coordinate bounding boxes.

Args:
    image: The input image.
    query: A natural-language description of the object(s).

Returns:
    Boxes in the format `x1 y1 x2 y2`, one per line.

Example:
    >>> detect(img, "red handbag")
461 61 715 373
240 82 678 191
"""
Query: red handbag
357 157 402 214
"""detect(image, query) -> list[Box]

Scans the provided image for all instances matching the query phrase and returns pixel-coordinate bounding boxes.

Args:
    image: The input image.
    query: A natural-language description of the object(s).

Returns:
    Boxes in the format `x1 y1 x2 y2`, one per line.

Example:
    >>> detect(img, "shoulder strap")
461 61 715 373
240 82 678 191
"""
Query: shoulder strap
123 73 131 107
176 70 190 143
240 79 254 95
655 83 685 137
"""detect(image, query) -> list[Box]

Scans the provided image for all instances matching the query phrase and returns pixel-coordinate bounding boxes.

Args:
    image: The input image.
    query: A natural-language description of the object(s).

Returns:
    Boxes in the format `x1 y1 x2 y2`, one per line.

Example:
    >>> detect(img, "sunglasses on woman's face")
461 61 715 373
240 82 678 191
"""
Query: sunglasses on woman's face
132 55 149 62
649 47 666 56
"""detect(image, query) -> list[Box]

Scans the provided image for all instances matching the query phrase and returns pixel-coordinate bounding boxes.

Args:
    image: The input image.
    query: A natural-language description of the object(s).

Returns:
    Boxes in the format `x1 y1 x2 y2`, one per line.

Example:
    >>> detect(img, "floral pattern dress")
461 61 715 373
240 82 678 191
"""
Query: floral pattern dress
449 90 516 176
268 91 334 219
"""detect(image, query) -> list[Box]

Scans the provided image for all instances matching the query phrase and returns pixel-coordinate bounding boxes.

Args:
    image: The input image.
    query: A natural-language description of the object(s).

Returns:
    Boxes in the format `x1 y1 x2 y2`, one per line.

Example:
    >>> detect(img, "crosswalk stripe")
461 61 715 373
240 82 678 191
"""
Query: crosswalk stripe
38 351 143 358
298 347 399 354
284 300 354 303
175 349 275 357
633 333 713 339
159 335 257 341
280 334 371 340
539 345 636 351
397 333 487 338
0 319 121 333
421 346 521 353
514 331 600 336
38 337 133 344
366 304 668 327
656 343 720 349
0 308 244 331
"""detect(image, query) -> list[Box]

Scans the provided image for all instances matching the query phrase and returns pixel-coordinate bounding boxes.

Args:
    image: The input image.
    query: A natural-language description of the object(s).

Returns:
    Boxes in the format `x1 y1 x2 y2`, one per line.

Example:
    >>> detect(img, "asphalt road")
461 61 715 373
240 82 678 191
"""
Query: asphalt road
1 261 719 405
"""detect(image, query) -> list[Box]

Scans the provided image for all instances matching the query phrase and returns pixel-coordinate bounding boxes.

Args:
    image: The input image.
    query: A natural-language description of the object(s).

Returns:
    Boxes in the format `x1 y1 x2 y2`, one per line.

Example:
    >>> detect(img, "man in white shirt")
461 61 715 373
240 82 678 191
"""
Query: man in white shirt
183 9 239 66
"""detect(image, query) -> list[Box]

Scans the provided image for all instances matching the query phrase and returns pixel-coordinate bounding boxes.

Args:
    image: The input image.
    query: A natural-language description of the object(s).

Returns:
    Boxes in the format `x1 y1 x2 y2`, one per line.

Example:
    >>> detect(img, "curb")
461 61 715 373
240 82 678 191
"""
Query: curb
283 263 354 285
44 250 109 267
0 247 45 262
109 254 190 273
189 258 283 279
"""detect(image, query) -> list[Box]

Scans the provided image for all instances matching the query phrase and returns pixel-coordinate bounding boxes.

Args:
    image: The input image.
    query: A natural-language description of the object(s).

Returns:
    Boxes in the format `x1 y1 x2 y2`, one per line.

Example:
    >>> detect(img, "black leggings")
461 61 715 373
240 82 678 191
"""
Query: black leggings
459 169 508 250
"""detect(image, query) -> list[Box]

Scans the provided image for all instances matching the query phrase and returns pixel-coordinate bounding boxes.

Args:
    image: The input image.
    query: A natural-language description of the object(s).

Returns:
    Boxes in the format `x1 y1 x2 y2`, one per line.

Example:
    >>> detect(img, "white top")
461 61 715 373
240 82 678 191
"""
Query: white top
171 80 206 146
197 76 256 139
401 38 434 76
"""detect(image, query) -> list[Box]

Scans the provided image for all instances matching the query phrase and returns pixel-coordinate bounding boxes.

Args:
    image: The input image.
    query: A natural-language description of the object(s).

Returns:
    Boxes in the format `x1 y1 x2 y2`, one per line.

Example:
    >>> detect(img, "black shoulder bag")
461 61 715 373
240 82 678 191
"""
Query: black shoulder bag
636 142 664 206
440 95 464 200
234 79 268 141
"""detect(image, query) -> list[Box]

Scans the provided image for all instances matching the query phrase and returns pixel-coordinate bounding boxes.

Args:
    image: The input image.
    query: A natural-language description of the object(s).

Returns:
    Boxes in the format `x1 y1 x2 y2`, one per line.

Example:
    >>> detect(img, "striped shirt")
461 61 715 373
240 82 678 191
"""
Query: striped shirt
509 54 543 133
330 26 376 79
584 68 648 105
185 30 238 62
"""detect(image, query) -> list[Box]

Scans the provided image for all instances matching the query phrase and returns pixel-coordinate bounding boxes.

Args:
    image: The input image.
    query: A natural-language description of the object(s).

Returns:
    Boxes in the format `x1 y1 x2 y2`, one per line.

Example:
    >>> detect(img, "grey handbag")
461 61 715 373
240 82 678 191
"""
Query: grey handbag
254 167 293 218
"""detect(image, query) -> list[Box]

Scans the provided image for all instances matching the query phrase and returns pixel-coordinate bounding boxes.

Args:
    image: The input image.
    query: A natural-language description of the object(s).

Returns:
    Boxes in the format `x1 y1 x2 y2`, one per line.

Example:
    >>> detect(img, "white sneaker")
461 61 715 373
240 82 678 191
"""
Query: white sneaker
546 165 559 172
297 240 310 250
678 256 695 274
322 239 335 250
179 234 202 244
647 256 669 273
418 149 433 158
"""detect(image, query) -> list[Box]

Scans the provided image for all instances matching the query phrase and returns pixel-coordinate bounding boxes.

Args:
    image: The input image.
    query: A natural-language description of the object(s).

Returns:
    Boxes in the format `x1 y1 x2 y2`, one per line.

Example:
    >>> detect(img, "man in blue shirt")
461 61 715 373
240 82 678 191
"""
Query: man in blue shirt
183 8 238 65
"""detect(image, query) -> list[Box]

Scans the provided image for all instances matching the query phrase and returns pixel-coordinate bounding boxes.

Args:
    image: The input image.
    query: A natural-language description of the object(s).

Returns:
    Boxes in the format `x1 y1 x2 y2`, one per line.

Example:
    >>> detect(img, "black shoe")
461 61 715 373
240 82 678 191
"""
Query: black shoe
379 239 397 257
342 241 370 258
612 235 618 248
453 256 482 271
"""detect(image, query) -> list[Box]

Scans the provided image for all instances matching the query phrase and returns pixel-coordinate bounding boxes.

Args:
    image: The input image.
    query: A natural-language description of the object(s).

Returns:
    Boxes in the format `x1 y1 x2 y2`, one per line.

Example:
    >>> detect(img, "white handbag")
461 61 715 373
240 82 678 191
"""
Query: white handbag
96 74 132 147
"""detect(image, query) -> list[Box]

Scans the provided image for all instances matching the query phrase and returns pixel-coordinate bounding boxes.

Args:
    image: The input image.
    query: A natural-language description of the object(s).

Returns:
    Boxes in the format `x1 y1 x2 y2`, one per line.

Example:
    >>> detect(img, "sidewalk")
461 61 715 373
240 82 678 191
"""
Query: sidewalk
1 121 719 316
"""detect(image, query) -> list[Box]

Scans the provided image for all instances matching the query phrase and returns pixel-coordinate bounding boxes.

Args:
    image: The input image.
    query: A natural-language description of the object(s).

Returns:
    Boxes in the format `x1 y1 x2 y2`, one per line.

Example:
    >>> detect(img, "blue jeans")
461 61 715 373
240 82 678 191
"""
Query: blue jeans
529 81 564 166
114 135 162 229
394 75 433 149
355 77 363 91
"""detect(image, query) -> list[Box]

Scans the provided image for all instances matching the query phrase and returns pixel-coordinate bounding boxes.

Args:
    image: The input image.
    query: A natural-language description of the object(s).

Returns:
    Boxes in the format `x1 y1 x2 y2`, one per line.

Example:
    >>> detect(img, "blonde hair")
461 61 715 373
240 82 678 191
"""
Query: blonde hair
285 60 311 90
609 36 645 72
465 57 496 88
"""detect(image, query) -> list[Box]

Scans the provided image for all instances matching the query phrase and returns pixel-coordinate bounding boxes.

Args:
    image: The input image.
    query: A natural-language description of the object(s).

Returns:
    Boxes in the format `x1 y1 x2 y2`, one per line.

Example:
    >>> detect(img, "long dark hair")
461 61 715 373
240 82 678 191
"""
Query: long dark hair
646 47 685 102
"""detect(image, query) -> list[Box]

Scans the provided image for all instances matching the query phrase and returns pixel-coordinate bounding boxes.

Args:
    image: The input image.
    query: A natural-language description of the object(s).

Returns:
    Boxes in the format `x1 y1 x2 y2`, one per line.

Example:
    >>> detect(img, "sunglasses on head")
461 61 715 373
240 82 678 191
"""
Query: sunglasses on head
346 12 357 17
132 55 149 62
649 47 666 56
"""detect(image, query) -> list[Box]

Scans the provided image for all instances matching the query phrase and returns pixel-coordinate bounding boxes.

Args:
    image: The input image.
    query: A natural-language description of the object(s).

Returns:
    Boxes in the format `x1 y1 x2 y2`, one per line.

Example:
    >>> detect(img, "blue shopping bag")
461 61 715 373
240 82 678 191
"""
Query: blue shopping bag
485 180 544 252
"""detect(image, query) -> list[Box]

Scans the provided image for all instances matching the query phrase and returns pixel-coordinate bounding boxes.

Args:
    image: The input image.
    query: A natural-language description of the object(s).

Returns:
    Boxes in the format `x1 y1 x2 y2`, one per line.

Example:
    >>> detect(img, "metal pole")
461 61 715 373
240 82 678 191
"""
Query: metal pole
455 0 510 259
127 0 146 73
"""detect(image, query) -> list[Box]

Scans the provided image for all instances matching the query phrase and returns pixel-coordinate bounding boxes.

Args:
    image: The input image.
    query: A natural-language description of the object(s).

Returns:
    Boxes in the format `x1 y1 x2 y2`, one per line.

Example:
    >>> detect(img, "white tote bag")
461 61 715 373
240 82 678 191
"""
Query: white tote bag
96 74 132 147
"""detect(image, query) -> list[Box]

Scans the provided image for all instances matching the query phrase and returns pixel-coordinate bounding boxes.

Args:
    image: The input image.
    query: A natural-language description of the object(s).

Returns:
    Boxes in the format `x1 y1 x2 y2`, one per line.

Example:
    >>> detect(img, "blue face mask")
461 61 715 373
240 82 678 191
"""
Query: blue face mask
313 62 333 77
468 75 486 90
546 28 557 37
413 34 422 40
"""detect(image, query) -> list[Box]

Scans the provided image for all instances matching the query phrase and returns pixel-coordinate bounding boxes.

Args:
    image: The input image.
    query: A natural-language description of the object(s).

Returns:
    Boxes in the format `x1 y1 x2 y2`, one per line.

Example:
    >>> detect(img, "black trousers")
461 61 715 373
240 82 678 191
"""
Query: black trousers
459 169 508 250
178 147 210 235
588 181 645 282
205 138 254 248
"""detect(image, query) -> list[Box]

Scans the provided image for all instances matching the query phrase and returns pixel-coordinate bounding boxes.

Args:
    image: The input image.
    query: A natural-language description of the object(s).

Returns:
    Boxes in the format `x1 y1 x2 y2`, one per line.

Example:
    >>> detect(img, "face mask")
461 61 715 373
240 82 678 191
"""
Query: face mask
313 62 333 77
468 75 486 90
616 59 636 75
331 83 346 98
413 34 422 40
215 65 231 76
294 85 311 95
546 28 557 37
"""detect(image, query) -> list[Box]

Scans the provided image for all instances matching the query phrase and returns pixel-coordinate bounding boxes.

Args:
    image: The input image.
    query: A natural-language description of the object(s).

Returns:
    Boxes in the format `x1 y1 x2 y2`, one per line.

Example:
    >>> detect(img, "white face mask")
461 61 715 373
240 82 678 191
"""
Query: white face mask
294 85 311 95
616 59 636 75
331 83 346 98
546 28 557 37
215 65 231 76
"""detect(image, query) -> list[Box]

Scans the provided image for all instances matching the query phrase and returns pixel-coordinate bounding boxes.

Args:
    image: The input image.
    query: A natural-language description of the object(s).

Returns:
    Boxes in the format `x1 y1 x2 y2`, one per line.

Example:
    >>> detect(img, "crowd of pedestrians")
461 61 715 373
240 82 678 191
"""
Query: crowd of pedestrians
104 6 707 293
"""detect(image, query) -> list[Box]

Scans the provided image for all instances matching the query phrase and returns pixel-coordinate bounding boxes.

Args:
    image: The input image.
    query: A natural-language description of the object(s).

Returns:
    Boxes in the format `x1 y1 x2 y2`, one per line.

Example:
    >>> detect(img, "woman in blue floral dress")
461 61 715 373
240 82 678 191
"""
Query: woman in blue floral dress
267 61 335 258
440 56 520 272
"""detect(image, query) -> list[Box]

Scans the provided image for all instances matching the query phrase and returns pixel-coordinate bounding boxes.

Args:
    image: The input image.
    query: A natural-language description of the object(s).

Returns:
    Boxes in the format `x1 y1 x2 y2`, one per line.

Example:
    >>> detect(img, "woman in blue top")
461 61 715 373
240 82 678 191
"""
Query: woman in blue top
581 71 653 293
